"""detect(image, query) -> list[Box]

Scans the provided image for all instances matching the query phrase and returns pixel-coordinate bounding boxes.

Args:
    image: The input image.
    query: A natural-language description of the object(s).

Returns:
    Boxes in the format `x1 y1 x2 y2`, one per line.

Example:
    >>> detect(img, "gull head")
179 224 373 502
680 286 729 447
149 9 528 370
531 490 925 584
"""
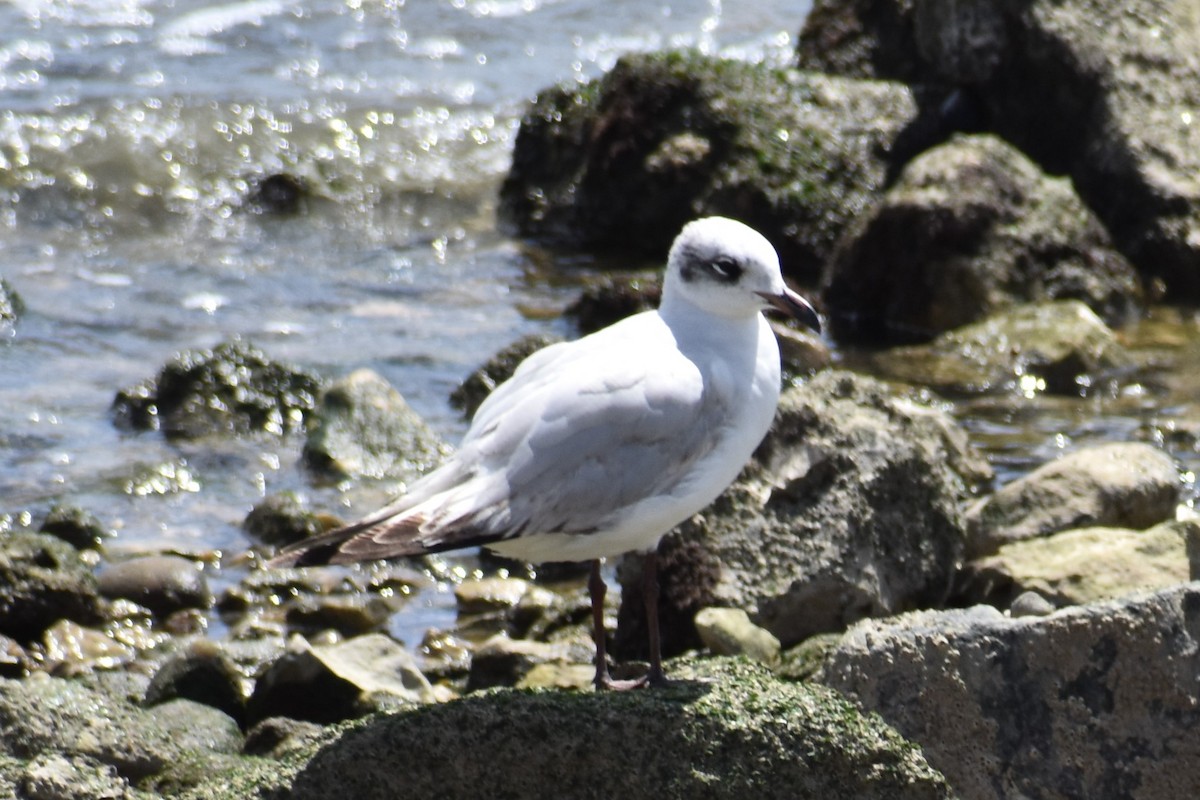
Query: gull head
664 216 821 333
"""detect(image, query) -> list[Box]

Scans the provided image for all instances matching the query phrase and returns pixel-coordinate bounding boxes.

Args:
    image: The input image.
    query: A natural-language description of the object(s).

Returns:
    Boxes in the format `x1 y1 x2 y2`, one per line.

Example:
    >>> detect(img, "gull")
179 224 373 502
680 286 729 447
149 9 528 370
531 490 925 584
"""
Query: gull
270 216 821 690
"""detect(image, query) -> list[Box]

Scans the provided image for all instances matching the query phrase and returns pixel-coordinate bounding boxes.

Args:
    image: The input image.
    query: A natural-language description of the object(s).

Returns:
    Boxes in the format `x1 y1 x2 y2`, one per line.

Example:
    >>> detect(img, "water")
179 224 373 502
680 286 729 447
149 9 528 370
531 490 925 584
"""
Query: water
2 1 1197 650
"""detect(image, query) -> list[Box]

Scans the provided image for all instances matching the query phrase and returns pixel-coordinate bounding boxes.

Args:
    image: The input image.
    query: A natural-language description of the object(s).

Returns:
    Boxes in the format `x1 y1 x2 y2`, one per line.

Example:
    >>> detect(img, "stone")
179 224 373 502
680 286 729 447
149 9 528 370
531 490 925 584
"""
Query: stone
965 442 1181 556
242 491 325 549
302 368 449 481
465 635 577 691
1008 591 1056 618
246 633 435 727
278 658 954 800
33 619 135 675
18 752 138 800
819 583 1200 800
825 134 1141 343
500 50 938 284
450 333 561 416
873 301 1133 395
958 521 1193 609
694 607 781 665
97 555 212 617
144 641 247 727
39 504 114 550
618 370 991 654
111 338 323 438
0 277 24 331
563 276 661 335
0 531 106 643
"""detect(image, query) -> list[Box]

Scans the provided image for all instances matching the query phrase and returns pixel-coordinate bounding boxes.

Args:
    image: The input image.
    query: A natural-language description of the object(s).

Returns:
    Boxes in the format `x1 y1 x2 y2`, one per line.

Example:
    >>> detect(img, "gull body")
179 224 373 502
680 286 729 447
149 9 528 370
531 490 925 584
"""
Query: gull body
271 216 820 688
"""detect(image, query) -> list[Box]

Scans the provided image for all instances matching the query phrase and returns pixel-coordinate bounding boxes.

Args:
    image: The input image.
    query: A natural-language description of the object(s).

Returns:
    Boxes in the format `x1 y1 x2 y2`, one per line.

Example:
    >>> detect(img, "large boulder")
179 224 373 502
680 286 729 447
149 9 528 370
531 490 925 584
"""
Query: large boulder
500 50 937 283
799 0 1200 300
825 134 1141 343
819 583 1200 800
270 659 955 800
618 370 991 654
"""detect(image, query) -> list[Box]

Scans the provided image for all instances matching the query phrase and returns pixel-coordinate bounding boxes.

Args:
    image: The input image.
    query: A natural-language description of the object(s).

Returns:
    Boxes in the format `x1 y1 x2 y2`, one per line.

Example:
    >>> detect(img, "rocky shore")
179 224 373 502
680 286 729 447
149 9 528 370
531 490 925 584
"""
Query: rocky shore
4 1 1200 798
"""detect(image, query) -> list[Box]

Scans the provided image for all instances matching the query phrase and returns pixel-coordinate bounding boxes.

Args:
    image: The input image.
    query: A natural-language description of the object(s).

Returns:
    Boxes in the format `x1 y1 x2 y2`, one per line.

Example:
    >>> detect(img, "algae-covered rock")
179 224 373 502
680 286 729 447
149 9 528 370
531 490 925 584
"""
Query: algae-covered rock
112 338 323 439
825 134 1141 343
39 503 115 550
0 277 24 332
303 368 449 482
279 658 953 800
819 583 1200 800
0 530 106 643
873 300 1132 395
501 50 934 283
449 334 561 417
242 491 327 549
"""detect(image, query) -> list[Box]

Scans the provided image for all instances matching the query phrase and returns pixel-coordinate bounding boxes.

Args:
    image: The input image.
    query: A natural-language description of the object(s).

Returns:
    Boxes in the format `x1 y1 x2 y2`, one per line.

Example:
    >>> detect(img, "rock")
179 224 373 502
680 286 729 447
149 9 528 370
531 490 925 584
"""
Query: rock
872 300 1133 395
97 555 212 617
284 594 394 637
17 752 139 800
241 716 326 758
958 520 1193 609
619 370 991 654
0 531 106 643
242 491 326 549
1008 590 1056 618
249 173 308 214
121 458 202 497
144 641 246 727
693 607 781 665
563 276 661 335
246 633 436 727
302 368 449 481
500 50 938 283
825 134 1141 343
798 0 1200 301
450 333 562 416
818 583 1200 800
277 658 954 800
111 337 323 438
778 631 843 682
514 662 596 691
0 634 28 677
465 635 578 691
0 277 24 332
32 619 135 675
965 442 1181 556
39 504 114 550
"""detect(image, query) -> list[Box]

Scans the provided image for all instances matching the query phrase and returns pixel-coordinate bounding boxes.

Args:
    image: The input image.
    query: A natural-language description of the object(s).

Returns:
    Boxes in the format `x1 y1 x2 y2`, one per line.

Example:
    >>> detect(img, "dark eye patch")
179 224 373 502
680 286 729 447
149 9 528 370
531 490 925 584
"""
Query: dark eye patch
709 256 742 283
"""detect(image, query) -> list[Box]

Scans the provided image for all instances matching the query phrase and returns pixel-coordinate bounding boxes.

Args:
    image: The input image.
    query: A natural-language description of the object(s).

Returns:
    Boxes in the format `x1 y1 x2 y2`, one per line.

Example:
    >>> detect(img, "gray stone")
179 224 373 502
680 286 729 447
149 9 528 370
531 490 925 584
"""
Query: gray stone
619 370 991 653
144 640 246 727
825 134 1141 343
246 633 435 726
97 555 212 617
450 333 562 416
465 635 578 691
501 50 938 284
242 491 325 549
18 752 140 800
819 583 1200 800
302 368 449 481
276 658 954 800
965 442 1181 556
0 531 105 643
693 607 781 665
1008 590 1056 618
111 337 323 438
873 301 1133 395
39 504 114 550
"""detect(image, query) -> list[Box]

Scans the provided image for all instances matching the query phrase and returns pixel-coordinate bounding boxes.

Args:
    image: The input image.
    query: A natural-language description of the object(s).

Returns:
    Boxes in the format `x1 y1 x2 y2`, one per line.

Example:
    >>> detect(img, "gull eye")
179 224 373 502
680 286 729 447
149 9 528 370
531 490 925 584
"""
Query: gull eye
710 256 742 283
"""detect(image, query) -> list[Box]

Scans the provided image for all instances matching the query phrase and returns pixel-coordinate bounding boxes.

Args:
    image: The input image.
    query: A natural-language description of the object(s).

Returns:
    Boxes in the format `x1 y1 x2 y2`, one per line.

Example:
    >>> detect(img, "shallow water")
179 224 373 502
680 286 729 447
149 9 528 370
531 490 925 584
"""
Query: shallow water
1 0 1197 650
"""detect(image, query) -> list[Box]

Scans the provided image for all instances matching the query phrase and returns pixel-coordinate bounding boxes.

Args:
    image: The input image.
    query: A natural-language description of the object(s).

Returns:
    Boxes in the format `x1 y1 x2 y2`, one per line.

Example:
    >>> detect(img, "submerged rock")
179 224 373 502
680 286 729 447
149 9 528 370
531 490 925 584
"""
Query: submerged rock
819 583 1200 800
872 300 1133 395
268 658 954 800
825 134 1141 343
111 338 323 439
799 0 1200 301
965 441 1181 556
0 531 106 643
302 368 449 482
501 50 936 283
619 370 991 653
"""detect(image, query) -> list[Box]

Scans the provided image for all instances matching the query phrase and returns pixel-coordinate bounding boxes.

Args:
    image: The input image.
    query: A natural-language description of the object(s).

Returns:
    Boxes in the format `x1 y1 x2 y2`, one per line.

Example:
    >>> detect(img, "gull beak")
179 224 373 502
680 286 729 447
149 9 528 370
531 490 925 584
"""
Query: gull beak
757 287 821 334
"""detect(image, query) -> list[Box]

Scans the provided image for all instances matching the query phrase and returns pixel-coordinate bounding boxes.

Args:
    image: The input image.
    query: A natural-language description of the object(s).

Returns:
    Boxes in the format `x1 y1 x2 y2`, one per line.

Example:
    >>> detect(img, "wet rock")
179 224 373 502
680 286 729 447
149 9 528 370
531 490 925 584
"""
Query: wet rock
465 635 578 691
302 368 448 481
501 50 938 283
873 300 1133 395
958 520 1193 610
0 530 106 643
32 619 135 675
246 633 435 727
274 658 954 800
17 752 139 800
965 441 1181 556
0 634 28 677
97 555 212 617
144 641 246 727
798 0 1200 301
773 320 833 376
563 275 661 335
0 277 24 332
249 173 308 215
283 594 394 637
693 607 781 665
825 134 1141 343
111 337 323 438
121 458 202 497
819 583 1200 800
514 662 596 691
39 503 114 550
450 333 562 416
242 491 326 549
619 370 991 653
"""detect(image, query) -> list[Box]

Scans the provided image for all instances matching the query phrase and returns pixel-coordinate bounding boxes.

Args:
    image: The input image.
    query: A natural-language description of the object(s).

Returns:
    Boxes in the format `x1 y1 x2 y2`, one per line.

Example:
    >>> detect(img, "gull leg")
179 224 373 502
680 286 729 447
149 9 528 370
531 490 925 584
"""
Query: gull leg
642 549 668 686
589 558 646 691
